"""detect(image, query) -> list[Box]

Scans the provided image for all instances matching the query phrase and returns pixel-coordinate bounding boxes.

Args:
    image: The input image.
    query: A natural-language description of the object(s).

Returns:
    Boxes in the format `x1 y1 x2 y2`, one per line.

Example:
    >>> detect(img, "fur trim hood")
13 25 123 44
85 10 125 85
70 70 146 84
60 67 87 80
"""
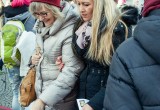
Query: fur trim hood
121 5 139 26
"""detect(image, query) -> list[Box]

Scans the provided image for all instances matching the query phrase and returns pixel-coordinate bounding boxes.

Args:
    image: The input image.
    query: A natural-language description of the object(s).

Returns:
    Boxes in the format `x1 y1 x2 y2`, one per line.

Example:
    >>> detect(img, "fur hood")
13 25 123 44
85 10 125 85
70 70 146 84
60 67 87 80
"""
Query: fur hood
121 5 139 26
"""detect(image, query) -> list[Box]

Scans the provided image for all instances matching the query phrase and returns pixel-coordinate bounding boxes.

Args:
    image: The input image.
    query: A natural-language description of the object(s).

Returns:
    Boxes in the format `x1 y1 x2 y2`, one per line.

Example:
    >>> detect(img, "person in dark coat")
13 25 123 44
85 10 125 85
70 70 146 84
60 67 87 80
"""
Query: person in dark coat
56 0 127 109
103 0 160 110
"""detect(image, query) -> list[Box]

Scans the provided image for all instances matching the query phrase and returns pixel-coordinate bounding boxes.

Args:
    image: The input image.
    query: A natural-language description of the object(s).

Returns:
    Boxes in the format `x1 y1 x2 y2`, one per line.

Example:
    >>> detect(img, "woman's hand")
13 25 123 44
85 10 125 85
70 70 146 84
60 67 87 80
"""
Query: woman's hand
55 56 64 71
82 104 94 110
31 99 45 110
31 53 41 65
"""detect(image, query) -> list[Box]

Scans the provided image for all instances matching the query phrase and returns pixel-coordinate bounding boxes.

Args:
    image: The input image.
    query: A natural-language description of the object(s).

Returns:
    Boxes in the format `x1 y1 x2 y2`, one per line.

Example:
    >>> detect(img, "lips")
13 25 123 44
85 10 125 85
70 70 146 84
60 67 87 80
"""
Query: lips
81 14 87 18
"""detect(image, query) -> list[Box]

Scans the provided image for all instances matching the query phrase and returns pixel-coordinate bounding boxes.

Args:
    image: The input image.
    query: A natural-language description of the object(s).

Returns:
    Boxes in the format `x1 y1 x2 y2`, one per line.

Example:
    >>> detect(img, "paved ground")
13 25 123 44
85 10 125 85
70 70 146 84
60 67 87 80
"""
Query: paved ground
0 73 12 108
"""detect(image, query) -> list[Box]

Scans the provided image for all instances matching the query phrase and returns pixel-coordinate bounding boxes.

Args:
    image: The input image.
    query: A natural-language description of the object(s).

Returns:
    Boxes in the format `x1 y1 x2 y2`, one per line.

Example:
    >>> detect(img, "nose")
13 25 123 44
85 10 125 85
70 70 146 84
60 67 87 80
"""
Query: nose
37 16 44 21
79 5 85 13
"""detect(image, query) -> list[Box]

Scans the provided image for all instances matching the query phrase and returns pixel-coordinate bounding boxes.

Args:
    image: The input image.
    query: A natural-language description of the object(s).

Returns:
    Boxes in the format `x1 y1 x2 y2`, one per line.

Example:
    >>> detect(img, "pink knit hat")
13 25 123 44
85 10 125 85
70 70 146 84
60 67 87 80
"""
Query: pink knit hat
142 0 160 17
31 0 61 8
11 0 31 7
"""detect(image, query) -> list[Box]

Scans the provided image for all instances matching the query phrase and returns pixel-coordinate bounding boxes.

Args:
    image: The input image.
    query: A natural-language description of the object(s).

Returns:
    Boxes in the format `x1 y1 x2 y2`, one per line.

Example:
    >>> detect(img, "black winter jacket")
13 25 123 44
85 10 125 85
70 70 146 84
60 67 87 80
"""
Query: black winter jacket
72 19 126 110
103 9 160 110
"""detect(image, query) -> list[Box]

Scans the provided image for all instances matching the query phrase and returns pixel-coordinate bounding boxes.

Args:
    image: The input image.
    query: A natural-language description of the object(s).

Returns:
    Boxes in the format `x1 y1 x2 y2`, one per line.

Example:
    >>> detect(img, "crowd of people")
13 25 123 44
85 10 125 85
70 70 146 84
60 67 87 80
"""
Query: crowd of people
0 0 159 110
0 0 35 109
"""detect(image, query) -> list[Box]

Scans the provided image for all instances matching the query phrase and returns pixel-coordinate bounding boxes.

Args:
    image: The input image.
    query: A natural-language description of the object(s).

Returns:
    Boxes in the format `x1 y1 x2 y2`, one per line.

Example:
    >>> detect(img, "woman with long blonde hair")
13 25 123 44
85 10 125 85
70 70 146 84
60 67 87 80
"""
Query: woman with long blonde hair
56 0 127 109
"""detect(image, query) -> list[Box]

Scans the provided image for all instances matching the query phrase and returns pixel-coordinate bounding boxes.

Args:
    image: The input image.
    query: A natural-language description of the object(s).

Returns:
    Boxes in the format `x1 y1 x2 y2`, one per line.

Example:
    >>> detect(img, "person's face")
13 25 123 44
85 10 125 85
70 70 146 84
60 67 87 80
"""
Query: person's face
77 0 94 22
33 6 55 27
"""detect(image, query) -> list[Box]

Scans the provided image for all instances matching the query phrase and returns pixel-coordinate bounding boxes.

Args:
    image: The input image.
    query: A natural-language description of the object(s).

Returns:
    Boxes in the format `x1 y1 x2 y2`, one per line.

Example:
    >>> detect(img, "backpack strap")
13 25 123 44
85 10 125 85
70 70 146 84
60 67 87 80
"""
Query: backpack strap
23 15 31 25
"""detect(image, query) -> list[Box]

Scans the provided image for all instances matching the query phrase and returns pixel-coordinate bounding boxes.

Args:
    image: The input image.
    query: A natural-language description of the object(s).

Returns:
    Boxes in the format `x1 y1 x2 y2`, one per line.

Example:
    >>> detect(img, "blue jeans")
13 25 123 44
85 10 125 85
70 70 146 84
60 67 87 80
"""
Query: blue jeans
3 66 22 110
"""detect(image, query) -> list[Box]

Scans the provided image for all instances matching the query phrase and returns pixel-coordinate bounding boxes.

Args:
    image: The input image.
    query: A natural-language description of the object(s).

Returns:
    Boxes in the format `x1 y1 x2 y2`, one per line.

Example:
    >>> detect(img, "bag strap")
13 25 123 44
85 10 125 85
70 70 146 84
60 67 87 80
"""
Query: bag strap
119 19 128 39
35 45 41 60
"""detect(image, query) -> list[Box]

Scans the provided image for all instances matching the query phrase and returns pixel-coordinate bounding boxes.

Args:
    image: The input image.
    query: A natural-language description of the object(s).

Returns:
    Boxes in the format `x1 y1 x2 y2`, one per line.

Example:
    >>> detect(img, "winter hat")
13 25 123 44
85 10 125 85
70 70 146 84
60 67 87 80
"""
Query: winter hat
11 0 31 7
142 0 160 17
31 0 61 8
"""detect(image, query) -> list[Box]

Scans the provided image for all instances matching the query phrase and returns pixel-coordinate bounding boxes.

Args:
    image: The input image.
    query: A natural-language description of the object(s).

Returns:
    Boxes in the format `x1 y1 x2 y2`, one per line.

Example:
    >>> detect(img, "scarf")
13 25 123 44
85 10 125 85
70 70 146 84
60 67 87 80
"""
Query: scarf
76 21 92 49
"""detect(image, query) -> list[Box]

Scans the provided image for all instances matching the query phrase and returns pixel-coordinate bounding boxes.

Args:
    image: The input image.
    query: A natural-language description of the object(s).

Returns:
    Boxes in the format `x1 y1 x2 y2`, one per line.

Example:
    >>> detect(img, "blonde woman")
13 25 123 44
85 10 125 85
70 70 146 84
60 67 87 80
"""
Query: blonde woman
29 0 84 110
56 0 127 109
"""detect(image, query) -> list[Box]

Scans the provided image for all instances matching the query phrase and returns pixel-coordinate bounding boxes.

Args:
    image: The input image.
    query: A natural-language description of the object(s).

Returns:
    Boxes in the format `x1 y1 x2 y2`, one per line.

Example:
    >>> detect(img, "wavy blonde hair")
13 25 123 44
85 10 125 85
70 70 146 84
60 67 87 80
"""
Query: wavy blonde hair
29 2 64 19
87 0 123 65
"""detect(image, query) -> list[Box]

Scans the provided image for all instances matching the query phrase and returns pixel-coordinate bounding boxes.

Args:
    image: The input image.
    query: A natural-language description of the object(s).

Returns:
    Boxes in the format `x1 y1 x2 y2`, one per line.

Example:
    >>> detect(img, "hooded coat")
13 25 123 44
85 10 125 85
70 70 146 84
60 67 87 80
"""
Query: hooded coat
103 9 160 110
35 2 84 110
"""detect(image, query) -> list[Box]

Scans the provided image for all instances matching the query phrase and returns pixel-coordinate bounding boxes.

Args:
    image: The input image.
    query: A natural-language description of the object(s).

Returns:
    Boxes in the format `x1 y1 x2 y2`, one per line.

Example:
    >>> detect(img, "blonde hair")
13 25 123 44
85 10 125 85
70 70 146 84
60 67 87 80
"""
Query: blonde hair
29 2 64 19
87 0 125 65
